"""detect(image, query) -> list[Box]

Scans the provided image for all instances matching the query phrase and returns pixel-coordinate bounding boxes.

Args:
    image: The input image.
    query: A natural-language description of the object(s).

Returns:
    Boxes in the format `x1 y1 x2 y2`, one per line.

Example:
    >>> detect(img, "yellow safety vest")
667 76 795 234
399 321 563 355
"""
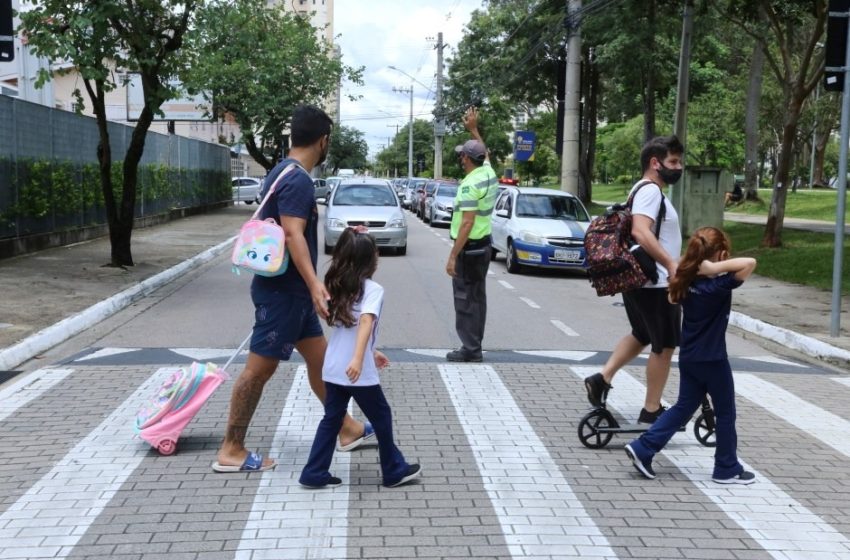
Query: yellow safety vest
450 162 499 240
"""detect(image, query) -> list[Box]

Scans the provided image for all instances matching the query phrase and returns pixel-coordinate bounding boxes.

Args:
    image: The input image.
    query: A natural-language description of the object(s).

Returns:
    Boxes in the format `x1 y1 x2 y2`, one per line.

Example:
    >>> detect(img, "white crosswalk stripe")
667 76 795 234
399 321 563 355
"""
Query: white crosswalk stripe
0 367 175 560
236 366 350 560
440 364 619 559
570 366 850 559
0 368 73 423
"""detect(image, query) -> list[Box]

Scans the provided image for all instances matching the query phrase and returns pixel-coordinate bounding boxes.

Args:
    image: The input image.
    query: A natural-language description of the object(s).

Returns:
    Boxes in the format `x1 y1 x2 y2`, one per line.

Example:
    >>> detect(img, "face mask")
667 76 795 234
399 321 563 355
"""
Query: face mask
657 162 682 185
317 138 329 166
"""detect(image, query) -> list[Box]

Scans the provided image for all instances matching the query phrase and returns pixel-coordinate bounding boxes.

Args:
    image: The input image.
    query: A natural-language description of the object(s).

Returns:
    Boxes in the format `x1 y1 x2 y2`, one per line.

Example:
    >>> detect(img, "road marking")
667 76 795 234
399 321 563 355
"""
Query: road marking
515 350 596 361
439 364 619 559
551 319 579 337
0 369 73 423
570 366 850 558
832 377 850 390
742 355 806 367
498 280 515 290
735 373 850 458
519 297 540 309
639 353 679 363
170 347 245 361
404 348 454 358
236 366 349 559
0 367 175 560
77 348 140 361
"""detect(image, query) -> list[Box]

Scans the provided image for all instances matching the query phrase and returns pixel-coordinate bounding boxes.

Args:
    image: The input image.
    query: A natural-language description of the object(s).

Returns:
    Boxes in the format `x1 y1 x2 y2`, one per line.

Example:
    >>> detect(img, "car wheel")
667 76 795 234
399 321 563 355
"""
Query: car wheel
324 242 333 255
245 200 253 205
506 240 522 274
491 247 498 260
396 245 407 256
428 210 436 227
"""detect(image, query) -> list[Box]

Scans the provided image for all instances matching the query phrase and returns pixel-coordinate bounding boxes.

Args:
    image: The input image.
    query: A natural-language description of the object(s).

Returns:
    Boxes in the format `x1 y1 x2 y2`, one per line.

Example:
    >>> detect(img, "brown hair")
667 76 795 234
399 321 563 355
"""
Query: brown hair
668 226 731 304
325 228 379 327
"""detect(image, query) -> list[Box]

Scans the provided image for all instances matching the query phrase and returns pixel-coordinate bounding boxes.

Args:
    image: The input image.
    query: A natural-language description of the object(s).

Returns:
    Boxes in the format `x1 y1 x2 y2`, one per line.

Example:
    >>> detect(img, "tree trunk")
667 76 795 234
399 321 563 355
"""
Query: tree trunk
578 47 599 204
642 0 656 143
813 129 829 187
245 134 273 171
744 41 765 200
763 98 802 247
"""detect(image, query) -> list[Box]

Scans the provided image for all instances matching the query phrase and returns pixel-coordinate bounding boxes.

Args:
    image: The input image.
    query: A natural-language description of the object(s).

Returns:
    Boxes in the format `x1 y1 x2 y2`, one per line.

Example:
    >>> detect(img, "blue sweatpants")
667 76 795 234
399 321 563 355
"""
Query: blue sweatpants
300 382 409 487
628 359 744 480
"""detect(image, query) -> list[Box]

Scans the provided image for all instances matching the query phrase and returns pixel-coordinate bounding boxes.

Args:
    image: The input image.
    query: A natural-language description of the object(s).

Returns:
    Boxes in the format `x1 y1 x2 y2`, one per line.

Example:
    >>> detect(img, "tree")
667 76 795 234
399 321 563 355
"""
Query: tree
20 0 197 267
722 0 827 247
182 0 361 171
327 126 368 173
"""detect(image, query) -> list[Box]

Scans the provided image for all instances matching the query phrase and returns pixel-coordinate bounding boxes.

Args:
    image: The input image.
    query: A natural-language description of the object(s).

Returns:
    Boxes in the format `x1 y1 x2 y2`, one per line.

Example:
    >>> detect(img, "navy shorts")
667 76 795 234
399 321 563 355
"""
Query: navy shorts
250 290 324 360
622 288 681 354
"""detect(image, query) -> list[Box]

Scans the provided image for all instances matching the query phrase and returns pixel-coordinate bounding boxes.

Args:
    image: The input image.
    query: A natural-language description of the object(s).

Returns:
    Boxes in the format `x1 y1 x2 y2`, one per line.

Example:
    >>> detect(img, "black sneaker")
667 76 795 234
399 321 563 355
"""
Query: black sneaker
712 471 756 485
446 349 483 362
638 405 667 424
300 476 343 489
624 443 656 480
385 464 422 487
583 373 611 407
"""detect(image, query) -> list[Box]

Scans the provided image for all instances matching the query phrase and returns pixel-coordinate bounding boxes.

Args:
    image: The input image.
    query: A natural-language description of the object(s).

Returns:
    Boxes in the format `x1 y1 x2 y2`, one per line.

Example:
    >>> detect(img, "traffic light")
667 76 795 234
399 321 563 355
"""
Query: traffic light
825 0 850 91
0 0 13 62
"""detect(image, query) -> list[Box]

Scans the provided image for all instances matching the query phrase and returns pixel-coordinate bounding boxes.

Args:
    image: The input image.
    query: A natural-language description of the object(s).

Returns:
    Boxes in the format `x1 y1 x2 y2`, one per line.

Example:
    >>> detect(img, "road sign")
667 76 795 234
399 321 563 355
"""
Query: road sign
825 0 850 91
0 0 13 62
513 130 536 162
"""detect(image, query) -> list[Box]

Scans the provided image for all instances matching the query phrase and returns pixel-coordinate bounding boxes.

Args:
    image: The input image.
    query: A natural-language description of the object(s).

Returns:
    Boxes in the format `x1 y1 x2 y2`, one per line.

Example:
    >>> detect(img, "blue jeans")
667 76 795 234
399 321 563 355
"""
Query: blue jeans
628 359 743 480
300 382 409 487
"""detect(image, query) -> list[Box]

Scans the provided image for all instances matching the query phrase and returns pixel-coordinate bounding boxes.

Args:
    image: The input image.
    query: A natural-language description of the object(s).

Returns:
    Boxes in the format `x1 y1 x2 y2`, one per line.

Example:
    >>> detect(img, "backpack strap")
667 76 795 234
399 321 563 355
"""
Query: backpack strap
626 180 666 239
250 163 302 220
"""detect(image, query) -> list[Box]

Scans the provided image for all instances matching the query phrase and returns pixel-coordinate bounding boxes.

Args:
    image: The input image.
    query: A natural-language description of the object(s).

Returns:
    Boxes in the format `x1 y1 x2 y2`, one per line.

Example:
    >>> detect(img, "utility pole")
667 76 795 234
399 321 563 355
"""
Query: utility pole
393 85 414 182
673 0 695 153
434 32 446 179
559 0 581 195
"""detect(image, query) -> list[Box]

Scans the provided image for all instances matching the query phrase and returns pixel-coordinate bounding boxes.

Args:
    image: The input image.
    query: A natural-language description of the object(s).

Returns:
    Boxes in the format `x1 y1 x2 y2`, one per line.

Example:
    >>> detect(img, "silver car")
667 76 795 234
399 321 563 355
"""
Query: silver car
324 178 408 255
426 181 459 227
232 177 262 204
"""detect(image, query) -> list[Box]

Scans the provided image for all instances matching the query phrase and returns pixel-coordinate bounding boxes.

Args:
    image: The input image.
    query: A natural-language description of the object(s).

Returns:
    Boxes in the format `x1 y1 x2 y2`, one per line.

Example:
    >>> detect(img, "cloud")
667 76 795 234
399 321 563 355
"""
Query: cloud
334 0 482 158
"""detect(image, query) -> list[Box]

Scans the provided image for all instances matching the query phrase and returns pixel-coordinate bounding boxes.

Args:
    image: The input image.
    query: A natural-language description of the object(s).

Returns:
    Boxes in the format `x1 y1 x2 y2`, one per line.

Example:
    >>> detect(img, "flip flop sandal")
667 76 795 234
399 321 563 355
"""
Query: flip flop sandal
336 422 375 452
212 451 276 473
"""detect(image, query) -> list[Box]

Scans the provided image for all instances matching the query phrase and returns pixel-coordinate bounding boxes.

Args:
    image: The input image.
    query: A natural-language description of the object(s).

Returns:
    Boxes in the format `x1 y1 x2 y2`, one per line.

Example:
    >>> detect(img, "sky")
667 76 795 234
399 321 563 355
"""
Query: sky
333 0 485 159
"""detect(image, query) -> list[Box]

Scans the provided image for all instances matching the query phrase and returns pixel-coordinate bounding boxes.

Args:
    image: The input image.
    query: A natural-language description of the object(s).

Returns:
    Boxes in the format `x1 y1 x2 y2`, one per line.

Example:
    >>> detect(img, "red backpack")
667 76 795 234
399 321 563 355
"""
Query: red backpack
584 181 665 297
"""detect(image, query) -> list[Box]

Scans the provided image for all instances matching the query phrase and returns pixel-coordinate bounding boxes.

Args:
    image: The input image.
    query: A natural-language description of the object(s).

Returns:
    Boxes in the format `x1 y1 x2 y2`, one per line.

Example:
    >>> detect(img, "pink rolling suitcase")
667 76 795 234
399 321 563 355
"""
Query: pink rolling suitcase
135 334 250 455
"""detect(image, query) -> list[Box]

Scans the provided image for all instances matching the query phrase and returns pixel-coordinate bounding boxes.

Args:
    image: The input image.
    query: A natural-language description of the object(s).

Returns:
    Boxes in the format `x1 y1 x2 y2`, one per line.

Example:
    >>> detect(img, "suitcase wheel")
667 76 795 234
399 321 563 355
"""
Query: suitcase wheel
157 439 177 456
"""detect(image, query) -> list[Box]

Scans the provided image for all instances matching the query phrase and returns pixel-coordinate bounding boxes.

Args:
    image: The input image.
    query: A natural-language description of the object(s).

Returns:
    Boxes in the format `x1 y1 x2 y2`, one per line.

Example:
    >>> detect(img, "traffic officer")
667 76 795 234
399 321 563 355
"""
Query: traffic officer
445 107 499 362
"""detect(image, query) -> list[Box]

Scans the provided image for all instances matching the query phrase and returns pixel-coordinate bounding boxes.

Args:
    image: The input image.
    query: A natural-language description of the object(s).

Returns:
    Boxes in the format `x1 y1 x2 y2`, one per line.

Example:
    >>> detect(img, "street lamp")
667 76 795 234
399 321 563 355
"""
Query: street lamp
388 65 444 179
392 84 414 183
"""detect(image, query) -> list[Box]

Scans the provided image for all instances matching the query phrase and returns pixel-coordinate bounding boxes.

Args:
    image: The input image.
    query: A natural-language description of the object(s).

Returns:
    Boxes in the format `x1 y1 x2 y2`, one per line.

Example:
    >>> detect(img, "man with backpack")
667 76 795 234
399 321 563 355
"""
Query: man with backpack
584 136 684 424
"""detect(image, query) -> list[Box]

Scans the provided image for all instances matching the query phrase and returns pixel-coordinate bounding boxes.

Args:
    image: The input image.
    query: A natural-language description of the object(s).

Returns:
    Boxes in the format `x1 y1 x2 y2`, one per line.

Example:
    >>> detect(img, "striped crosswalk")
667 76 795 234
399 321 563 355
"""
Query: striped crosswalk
0 361 849 559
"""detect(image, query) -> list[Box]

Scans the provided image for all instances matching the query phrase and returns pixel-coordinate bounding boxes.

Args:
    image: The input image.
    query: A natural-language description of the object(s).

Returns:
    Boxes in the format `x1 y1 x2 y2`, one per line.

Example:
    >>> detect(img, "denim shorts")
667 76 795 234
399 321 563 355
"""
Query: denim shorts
249 290 324 360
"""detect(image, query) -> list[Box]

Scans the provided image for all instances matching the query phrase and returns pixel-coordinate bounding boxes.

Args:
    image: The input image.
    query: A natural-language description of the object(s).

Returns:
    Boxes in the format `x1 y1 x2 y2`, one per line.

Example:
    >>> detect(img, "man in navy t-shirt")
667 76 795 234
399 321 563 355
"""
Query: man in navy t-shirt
213 106 372 473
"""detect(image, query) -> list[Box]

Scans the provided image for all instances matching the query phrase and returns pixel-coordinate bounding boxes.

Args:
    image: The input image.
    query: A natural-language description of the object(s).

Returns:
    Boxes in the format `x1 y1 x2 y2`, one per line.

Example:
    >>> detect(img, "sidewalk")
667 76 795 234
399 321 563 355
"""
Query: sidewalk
1 204 849 374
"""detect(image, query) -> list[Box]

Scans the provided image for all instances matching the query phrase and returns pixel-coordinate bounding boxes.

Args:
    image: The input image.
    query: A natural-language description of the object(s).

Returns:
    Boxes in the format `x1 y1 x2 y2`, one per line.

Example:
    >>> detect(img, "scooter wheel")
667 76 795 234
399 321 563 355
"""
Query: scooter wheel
693 414 717 447
577 408 616 449
157 439 177 456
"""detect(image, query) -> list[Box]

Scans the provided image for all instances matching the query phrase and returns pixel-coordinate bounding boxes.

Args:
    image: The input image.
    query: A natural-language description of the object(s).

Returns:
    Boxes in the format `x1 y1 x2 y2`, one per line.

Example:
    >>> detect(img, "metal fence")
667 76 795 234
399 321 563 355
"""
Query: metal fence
0 95 231 240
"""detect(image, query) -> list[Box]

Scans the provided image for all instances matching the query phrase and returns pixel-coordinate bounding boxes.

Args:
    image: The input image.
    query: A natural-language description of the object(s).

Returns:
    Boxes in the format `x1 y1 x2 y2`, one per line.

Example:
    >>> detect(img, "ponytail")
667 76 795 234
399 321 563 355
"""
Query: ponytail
668 227 730 303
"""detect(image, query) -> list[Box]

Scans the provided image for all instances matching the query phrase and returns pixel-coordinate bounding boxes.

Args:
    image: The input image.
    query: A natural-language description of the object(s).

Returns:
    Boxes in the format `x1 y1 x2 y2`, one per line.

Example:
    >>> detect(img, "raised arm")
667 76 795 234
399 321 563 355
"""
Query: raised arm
698 256 757 282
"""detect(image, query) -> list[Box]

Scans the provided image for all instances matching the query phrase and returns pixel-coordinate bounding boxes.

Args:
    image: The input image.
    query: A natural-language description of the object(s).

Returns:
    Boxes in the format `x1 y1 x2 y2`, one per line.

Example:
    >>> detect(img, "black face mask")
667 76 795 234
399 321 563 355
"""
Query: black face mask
317 140 329 166
657 162 682 185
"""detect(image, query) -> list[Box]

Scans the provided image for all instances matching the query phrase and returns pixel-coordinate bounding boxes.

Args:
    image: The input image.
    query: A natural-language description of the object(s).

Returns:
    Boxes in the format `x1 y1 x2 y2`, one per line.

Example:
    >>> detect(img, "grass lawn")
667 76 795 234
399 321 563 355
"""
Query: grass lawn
723 222 849 293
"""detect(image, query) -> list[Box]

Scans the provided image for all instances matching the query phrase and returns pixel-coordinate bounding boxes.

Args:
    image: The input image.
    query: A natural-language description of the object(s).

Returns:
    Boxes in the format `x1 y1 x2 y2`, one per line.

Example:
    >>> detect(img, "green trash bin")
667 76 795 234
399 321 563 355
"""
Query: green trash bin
669 166 730 237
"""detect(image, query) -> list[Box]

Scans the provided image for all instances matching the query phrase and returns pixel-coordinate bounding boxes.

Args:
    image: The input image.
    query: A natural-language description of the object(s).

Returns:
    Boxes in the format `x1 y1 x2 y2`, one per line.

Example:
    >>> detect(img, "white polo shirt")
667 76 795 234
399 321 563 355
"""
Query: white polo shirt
322 279 384 387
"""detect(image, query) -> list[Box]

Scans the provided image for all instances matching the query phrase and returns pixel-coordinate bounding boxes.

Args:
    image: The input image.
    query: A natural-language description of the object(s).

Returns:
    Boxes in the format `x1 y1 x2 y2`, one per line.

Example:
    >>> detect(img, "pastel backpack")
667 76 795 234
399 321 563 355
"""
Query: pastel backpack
231 163 301 276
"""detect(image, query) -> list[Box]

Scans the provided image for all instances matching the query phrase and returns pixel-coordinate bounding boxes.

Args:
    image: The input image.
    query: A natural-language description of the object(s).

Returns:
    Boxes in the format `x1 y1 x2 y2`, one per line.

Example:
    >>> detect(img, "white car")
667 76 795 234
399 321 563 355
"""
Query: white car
231 177 263 204
490 187 591 274
323 178 408 255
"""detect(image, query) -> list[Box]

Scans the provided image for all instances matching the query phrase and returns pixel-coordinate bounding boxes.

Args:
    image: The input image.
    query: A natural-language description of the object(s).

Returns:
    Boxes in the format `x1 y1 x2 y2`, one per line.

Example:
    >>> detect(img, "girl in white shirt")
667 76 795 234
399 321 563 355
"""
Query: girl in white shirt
299 227 421 488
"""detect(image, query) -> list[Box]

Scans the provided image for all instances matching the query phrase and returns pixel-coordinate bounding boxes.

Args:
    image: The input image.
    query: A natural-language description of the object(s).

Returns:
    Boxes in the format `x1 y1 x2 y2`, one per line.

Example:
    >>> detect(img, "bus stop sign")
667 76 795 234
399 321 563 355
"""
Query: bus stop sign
514 131 536 162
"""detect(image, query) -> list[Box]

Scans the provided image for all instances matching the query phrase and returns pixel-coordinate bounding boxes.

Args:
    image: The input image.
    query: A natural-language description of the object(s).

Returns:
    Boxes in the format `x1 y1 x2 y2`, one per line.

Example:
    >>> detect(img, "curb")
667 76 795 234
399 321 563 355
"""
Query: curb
0 236 236 372
730 311 850 366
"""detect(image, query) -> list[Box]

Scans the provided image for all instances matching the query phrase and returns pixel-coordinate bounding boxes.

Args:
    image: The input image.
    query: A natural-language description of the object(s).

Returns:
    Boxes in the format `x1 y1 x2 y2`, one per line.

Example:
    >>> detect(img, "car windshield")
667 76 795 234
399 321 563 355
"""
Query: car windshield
436 185 458 198
515 194 589 221
333 185 397 206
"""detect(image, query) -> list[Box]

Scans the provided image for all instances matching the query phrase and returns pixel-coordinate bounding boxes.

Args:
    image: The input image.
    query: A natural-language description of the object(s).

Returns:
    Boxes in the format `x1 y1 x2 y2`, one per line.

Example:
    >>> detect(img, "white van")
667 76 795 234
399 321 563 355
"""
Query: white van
338 168 355 177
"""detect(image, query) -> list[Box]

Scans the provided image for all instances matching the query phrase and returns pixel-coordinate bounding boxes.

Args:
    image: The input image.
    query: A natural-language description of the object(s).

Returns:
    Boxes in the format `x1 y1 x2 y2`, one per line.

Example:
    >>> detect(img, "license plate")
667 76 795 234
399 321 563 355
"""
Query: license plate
554 249 580 261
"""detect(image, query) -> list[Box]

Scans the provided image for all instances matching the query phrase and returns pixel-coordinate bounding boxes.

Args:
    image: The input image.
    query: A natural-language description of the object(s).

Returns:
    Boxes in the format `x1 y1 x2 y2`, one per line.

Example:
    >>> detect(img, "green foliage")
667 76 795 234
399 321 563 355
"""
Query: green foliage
183 0 362 169
594 117 644 182
328 126 369 173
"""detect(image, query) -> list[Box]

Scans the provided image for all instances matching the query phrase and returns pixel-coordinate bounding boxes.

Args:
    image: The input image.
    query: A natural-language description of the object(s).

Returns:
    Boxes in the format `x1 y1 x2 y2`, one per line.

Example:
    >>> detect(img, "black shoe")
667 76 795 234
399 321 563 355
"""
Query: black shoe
300 476 343 489
446 349 482 362
624 443 656 480
712 471 756 485
385 464 422 487
638 405 667 424
583 373 611 407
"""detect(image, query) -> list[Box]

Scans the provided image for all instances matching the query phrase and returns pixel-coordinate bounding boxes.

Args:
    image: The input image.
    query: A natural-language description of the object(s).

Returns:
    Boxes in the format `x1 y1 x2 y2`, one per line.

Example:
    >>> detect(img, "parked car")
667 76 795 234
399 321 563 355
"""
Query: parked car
490 187 591 274
424 180 459 226
417 180 438 220
231 177 263 204
403 178 428 211
313 178 330 201
324 178 407 255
